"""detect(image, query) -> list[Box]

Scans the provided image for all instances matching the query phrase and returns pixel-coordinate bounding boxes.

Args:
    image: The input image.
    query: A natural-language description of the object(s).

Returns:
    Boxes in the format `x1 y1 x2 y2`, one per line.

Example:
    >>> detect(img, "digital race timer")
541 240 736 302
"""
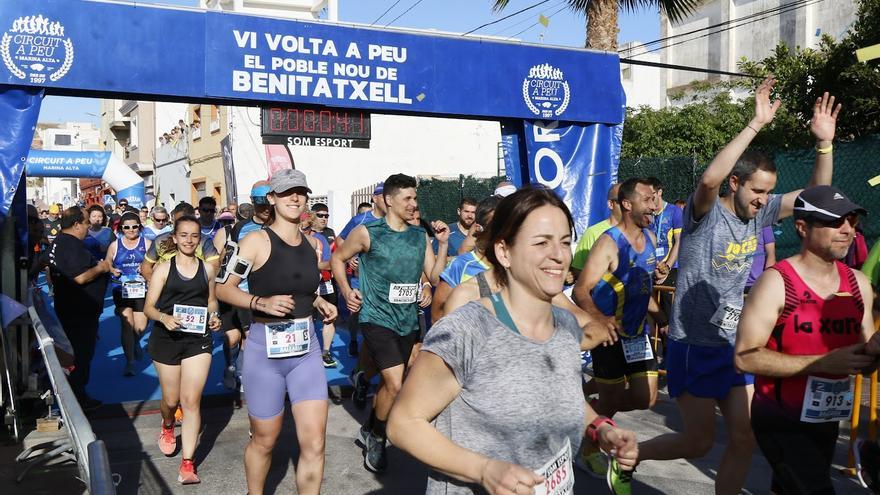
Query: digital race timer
261 106 371 141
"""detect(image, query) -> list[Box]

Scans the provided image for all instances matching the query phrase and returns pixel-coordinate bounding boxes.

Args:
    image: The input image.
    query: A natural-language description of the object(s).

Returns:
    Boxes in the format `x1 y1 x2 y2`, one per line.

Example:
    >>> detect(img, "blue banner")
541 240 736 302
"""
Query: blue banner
523 121 622 237
500 121 525 185
0 0 624 124
0 86 42 219
26 150 110 178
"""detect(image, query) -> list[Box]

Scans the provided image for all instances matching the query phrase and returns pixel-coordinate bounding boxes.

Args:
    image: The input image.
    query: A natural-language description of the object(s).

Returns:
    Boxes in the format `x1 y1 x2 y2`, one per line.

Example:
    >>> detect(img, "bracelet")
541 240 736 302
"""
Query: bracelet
249 295 257 310
816 143 833 154
746 124 760 134
586 416 617 444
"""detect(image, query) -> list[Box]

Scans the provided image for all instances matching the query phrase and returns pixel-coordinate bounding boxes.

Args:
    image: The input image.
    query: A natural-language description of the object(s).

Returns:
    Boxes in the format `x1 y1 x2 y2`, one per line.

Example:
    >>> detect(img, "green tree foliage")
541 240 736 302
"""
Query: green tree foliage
623 0 879 156
738 0 880 144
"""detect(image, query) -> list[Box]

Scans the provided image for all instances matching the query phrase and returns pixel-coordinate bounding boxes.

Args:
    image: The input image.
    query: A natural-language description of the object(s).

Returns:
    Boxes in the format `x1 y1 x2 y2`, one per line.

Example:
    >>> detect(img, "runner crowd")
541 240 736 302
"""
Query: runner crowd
29 77 880 494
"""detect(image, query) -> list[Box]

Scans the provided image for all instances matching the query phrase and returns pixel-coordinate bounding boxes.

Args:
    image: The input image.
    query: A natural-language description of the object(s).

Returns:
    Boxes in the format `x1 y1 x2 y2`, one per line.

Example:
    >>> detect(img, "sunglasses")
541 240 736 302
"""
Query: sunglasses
153 217 169 223
315 213 329 219
812 213 859 229
121 225 142 230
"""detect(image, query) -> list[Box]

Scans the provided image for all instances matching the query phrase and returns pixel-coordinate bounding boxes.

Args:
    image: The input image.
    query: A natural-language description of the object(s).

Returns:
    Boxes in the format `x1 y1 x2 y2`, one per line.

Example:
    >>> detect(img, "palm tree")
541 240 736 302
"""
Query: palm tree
492 0 699 51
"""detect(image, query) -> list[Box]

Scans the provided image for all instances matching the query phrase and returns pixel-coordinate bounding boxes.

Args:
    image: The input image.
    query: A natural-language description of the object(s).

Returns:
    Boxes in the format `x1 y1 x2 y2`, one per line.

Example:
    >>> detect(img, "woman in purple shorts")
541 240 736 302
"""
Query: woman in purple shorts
217 169 337 495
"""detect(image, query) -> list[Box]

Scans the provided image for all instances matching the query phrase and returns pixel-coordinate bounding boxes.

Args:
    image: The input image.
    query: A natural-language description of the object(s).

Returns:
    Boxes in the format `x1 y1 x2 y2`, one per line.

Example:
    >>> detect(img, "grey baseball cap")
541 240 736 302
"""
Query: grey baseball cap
269 168 312 194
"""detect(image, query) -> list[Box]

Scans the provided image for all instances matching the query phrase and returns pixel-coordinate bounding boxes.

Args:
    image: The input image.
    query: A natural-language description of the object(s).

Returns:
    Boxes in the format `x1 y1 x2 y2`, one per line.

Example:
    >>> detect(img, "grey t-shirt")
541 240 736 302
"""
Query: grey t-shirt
422 301 585 495
669 194 782 346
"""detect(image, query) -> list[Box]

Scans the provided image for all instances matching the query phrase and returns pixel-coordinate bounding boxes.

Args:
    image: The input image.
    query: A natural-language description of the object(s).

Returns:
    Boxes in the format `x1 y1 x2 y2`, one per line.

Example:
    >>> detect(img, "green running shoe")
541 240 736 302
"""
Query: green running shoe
574 447 607 478
607 458 632 495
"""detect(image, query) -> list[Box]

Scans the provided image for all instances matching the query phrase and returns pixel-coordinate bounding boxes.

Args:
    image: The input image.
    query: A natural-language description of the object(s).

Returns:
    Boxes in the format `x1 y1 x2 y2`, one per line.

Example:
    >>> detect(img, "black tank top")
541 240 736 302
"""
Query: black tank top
249 228 319 319
156 257 209 330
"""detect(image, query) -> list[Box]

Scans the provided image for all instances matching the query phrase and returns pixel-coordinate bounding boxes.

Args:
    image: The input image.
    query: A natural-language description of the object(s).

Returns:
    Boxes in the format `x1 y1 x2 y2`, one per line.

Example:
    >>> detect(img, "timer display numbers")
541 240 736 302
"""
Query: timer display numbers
261 106 371 140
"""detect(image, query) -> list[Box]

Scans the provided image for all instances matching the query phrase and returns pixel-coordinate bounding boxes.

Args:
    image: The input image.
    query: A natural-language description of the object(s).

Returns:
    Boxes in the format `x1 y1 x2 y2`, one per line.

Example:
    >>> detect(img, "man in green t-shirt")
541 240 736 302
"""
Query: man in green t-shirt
571 183 621 279
331 173 450 474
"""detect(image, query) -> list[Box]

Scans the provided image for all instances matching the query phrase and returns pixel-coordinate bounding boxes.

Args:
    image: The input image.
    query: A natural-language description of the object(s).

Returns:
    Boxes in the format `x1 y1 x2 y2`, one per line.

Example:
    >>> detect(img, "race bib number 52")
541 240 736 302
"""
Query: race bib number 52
173 304 208 334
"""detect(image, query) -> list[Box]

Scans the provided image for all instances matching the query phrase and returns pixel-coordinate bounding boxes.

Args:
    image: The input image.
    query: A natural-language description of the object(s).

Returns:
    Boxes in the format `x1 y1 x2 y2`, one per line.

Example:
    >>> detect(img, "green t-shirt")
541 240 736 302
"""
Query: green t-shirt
571 219 612 271
359 218 427 335
862 239 880 288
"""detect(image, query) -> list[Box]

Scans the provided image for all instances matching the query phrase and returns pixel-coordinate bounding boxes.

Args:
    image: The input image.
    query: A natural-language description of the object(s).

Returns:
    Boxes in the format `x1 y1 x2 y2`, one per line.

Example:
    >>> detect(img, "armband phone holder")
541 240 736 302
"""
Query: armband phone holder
229 254 253 279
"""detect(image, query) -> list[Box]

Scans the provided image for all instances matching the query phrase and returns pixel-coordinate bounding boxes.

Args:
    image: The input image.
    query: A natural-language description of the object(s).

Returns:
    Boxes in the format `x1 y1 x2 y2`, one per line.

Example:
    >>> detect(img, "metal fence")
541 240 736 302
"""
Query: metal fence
619 134 880 258
24 289 116 493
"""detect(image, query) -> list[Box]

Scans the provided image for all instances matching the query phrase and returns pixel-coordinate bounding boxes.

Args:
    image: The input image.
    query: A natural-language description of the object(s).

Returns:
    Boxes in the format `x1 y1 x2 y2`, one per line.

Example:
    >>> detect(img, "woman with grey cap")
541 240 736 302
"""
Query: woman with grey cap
216 168 337 495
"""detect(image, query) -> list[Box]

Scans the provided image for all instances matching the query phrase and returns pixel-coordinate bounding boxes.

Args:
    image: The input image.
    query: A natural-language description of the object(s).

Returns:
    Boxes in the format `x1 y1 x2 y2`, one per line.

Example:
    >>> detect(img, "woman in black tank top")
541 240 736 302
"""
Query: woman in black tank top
143 216 221 485
216 169 337 495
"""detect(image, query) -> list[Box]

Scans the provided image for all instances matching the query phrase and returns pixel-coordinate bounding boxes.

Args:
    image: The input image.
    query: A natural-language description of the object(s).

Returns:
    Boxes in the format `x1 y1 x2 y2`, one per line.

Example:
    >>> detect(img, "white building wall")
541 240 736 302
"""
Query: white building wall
228 107 500 232
619 42 666 109
662 0 858 96
155 140 190 207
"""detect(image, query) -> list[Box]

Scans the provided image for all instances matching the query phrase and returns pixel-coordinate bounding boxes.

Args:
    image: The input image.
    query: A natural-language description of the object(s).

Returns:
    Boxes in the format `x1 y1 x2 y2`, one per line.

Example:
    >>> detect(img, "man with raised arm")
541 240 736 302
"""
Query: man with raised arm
631 78 841 495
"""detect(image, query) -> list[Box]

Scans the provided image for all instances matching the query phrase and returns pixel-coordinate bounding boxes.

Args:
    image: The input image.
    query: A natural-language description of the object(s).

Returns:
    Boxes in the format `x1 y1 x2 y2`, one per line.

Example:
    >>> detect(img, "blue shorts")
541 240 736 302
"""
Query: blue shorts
666 339 753 400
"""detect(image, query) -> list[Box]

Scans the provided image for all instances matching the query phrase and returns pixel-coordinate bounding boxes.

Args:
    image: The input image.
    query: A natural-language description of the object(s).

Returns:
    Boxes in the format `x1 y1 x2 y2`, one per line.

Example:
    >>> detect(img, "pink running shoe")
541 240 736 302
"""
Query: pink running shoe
178 459 200 485
158 422 176 456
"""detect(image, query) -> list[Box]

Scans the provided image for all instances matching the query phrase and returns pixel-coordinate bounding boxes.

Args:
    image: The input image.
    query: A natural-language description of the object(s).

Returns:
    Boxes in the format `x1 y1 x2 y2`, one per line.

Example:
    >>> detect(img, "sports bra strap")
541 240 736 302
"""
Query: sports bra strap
489 293 520 335
476 271 492 299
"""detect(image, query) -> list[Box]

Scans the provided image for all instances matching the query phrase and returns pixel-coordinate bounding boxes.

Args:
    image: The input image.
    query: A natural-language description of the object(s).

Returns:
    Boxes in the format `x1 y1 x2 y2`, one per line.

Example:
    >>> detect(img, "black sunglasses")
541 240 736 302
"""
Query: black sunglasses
315 213 329 219
810 213 859 229
121 225 142 230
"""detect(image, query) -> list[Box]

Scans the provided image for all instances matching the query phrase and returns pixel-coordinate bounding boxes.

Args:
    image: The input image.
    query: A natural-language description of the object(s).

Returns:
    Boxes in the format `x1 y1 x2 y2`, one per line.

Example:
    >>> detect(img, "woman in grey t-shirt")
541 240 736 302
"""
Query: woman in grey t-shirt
388 187 638 494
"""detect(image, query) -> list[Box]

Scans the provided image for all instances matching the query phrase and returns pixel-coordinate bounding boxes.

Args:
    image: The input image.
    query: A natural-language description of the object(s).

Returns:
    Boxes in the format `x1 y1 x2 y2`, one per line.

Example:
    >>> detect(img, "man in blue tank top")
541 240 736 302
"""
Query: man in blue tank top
572 177 667 478
331 173 449 474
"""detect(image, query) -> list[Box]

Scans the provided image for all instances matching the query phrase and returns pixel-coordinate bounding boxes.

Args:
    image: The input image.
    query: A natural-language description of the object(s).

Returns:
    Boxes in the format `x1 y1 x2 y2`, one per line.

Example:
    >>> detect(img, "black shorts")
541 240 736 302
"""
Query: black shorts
147 325 212 366
321 290 338 306
219 302 251 333
751 401 839 494
361 323 418 371
658 268 677 317
112 289 145 313
591 333 658 384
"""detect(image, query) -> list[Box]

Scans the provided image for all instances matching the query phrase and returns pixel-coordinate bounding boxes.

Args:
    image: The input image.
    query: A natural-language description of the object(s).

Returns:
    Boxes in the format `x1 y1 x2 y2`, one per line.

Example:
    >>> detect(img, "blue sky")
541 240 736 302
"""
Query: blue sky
39 0 660 126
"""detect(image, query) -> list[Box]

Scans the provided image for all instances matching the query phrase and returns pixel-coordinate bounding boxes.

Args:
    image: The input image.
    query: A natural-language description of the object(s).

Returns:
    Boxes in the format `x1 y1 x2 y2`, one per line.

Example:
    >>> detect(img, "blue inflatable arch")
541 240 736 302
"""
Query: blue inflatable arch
26 150 145 208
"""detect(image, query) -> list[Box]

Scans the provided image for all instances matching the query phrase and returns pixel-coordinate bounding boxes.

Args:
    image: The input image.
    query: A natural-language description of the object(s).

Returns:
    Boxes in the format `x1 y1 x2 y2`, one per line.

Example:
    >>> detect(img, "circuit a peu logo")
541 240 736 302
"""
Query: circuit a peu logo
2 14 74 84
522 63 570 118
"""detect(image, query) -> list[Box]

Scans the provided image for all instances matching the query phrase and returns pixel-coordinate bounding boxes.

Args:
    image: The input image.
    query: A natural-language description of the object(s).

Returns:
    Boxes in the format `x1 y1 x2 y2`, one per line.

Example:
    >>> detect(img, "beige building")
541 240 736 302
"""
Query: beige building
187 104 229 206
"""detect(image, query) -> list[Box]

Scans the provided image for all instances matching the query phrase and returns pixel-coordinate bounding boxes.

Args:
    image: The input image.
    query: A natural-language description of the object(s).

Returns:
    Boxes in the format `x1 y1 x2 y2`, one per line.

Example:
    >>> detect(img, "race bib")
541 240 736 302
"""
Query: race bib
533 438 574 495
173 304 208 334
318 279 334 296
388 283 418 304
709 304 742 331
654 247 667 259
265 318 311 358
122 280 146 299
800 376 853 423
623 333 654 364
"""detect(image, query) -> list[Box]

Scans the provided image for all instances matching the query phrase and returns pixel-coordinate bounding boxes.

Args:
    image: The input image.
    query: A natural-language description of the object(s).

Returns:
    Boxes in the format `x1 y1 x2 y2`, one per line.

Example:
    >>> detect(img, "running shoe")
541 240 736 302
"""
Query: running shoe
348 340 359 357
607 458 632 495
575 446 607 478
350 370 368 409
856 438 880 493
158 422 176 456
356 423 370 449
222 365 237 390
322 351 338 368
174 406 183 425
177 459 200 484
123 362 135 377
363 432 388 473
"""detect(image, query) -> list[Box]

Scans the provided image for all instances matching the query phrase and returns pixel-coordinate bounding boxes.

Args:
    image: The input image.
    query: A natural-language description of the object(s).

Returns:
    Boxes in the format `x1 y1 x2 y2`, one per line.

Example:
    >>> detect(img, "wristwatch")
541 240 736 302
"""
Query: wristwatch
586 416 617 444
209 311 220 320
